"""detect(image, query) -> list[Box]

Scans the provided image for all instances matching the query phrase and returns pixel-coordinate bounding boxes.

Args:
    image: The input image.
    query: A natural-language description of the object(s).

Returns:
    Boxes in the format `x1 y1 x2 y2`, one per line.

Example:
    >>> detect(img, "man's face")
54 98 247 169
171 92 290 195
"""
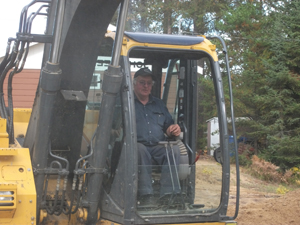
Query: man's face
134 75 153 98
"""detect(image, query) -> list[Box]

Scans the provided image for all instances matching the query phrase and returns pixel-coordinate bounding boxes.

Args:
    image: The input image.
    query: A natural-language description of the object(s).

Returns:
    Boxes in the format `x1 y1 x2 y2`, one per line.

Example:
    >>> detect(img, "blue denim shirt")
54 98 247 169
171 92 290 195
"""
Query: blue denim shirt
135 94 174 146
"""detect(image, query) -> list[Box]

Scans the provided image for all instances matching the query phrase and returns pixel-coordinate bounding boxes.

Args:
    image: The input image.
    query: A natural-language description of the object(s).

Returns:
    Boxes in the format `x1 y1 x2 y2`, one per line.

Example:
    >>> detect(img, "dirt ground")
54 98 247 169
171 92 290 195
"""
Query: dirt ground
224 162 300 225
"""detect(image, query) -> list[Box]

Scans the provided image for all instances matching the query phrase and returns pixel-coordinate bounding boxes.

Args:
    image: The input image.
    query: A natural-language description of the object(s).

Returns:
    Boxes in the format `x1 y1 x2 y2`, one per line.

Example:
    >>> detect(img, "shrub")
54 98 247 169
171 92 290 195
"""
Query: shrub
264 136 300 171
230 143 254 167
249 155 297 184
276 185 289 194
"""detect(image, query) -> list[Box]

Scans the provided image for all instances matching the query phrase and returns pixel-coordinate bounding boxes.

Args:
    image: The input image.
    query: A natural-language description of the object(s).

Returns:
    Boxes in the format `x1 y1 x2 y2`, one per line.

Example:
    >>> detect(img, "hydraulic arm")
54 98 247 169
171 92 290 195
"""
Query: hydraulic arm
1 0 127 224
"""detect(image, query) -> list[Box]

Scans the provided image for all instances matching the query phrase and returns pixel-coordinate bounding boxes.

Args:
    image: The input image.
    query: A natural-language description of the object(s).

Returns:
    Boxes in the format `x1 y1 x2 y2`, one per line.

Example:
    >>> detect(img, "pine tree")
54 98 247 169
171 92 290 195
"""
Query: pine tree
261 0 300 170
216 0 300 169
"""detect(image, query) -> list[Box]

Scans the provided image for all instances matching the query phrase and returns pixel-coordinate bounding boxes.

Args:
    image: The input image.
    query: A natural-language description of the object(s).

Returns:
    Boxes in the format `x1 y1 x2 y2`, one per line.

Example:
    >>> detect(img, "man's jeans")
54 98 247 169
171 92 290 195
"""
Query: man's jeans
137 143 180 197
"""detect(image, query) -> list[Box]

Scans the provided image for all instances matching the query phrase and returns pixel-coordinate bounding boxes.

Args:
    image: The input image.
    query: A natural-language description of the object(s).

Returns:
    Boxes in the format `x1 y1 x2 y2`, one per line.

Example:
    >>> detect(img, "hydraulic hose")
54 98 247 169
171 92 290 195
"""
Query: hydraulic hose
0 38 14 74
0 40 20 119
7 41 28 143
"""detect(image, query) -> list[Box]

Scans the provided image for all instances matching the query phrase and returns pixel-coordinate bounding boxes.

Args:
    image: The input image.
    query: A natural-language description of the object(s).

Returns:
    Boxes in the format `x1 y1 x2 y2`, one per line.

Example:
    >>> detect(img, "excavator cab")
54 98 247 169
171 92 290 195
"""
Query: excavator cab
0 1 239 224
83 31 240 224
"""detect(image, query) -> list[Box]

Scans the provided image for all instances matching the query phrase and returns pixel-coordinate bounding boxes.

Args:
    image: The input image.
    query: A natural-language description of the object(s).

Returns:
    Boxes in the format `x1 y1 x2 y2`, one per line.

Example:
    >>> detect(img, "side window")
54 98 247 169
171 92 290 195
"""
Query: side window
83 54 124 143
82 52 124 187
196 58 219 151
162 59 180 123
86 56 110 110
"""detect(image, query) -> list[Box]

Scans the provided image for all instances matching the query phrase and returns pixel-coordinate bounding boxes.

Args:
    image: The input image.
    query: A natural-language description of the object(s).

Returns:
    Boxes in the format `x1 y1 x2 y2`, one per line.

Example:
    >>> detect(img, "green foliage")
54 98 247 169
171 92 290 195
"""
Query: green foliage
127 0 230 35
179 0 229 35
127 0 184 33
231 151 252 167
256 1 300 170
216 0 300 170
263 136 300 171
230 144 254 167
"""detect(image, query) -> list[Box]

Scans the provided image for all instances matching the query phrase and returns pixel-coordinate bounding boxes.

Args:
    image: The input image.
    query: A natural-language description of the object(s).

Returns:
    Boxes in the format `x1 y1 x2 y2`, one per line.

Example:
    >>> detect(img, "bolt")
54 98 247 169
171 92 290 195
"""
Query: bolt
28 168 31 172
30 200 32 203
19 200 21 203
31 216 35 220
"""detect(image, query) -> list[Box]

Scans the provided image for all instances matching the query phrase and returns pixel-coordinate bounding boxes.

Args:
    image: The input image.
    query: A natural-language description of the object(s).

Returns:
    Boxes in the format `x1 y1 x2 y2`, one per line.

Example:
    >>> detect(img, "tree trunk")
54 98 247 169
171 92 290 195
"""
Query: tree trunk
163 0 172 34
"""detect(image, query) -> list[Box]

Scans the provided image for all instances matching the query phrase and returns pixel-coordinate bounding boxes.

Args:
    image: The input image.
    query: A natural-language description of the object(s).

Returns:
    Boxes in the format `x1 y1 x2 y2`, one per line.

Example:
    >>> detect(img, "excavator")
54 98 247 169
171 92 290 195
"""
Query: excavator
0 0 240 224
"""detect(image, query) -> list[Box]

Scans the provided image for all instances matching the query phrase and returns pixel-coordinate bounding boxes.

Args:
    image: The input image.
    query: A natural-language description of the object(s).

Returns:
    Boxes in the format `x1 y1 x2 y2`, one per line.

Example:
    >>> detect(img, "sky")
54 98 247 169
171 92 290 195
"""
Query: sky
0 0 47 55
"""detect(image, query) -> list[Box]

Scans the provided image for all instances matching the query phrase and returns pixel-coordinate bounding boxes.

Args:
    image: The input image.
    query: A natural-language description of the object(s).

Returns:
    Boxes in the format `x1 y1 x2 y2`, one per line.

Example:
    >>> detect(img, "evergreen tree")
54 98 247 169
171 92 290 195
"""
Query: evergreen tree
217 0 300 169
126 0 183 33
261 0 300 170
216 1 271 153
126 0 229 35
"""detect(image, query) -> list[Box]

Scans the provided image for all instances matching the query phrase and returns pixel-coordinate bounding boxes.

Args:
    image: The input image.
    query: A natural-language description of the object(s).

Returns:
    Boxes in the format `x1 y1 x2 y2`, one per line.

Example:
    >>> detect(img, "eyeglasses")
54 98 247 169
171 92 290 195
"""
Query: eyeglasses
137 80 154 86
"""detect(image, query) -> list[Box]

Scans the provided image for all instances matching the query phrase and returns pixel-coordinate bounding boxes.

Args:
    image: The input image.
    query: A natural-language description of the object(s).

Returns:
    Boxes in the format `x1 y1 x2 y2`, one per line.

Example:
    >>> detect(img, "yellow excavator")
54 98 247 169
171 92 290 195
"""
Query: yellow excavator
0 0 239 224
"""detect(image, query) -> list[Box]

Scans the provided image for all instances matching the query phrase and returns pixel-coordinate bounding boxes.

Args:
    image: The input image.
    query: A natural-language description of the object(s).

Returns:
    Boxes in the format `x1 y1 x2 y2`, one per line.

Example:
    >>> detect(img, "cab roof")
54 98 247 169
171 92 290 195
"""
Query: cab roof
124 32 204 46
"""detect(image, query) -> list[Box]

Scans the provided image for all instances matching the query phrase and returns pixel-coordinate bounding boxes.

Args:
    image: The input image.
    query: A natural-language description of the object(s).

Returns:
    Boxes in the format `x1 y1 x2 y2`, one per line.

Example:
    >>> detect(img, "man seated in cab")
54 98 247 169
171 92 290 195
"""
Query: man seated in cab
133 67 181 205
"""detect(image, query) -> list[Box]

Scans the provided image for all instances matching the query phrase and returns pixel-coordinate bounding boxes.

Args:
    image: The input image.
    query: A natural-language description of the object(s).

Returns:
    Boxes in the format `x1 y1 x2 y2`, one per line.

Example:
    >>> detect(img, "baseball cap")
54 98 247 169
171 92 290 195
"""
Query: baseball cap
134 67 155 80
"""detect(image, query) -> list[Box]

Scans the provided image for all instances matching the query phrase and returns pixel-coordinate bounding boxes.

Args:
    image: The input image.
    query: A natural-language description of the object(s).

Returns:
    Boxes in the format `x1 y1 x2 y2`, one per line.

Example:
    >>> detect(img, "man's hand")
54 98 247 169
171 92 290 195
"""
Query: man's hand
166 124 181 137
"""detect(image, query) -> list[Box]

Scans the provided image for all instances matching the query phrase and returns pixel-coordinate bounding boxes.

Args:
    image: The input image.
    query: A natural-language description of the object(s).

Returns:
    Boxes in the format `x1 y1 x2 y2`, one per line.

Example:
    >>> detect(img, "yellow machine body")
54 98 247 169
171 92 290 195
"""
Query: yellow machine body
120 34 218 61
0 109 36 224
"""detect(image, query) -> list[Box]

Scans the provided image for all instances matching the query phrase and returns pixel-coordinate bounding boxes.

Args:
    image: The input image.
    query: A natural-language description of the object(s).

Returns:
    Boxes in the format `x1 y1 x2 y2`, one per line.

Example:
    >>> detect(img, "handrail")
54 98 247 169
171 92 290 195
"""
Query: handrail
207 35 240 220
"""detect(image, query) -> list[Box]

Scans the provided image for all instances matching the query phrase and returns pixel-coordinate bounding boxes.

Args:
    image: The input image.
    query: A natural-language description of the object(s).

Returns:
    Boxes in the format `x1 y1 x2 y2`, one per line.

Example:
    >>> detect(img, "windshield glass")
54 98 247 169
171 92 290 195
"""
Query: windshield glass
130 51 223 216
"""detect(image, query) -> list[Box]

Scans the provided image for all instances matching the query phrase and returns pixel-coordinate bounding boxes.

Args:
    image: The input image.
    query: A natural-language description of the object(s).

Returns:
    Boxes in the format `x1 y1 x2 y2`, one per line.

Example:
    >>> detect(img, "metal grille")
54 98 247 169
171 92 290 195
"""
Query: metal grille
0 191 14 207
